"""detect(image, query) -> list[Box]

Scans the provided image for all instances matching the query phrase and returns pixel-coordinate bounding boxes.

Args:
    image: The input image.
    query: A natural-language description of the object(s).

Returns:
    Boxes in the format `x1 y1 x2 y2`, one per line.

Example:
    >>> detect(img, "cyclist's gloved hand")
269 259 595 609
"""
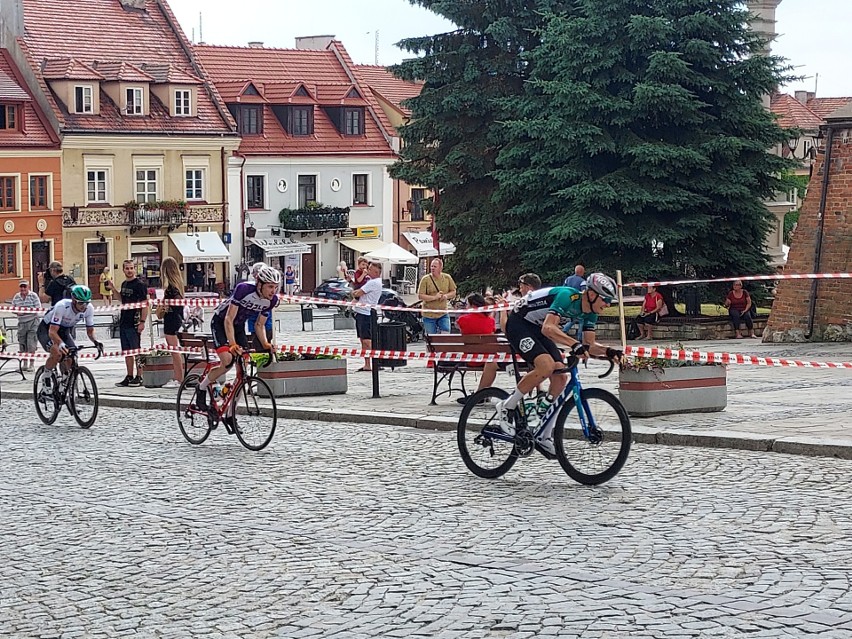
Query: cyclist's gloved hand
267 344 277 362
571 342 590 358
606 347 624 363
58 343 69 353
228 342 243 356
93 340 104 352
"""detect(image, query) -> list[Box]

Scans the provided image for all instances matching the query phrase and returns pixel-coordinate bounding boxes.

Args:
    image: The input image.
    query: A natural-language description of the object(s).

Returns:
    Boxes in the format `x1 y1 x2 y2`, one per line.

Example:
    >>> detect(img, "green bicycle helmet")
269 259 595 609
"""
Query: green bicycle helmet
70 284 92 303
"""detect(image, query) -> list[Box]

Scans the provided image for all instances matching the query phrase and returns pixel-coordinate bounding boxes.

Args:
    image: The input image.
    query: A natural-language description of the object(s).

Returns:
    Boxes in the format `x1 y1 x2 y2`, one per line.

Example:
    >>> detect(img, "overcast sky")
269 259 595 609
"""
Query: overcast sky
169 0 852 96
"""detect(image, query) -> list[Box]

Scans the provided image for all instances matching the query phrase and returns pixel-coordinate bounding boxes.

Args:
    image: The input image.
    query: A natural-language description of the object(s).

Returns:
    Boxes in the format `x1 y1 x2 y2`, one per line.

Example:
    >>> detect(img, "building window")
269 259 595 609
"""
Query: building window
0 176 16 211
75 85 94 114
126 87 143 115
0 105 17 130
185 169 204 201
30 175 49 210
292 106 312 135
343 108 363 135
410 188 426 221
135 169 158 203
87 170 108 204
353 174 368 205
247 175 265 209
297 175 317 208
0 243 17 276
238 106 262 134
174 90 191 116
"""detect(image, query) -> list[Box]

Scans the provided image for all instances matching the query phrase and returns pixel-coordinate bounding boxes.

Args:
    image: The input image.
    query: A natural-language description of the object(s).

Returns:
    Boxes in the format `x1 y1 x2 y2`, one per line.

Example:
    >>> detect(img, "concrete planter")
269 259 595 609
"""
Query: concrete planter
140 354 175 388
618 365 726 418
258 358 347 397
334 314 355 330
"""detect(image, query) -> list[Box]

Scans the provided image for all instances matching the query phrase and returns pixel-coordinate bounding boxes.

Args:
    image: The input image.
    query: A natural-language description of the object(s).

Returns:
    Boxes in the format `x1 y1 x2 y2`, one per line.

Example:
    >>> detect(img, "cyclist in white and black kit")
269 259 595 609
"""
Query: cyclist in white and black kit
193 266 281 413
499 273 623 454
37 285 103 392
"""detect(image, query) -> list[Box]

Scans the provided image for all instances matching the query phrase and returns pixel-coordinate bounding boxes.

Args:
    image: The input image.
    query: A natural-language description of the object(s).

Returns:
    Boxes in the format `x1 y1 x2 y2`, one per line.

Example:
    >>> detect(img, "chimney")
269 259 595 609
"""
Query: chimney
248 41 264 48
119 0 147 10
794 90 815 105
295 35 335 50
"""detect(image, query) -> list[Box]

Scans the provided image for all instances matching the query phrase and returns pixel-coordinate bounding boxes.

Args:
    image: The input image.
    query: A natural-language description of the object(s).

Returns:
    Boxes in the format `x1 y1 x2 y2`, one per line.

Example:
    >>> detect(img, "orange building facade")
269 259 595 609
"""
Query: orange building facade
0 50 62 301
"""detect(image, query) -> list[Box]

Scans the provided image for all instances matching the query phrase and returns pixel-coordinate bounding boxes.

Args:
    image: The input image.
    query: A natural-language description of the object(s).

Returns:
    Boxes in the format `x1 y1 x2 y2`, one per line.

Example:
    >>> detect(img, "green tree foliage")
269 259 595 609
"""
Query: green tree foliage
494 0 795 284
390 1 571 291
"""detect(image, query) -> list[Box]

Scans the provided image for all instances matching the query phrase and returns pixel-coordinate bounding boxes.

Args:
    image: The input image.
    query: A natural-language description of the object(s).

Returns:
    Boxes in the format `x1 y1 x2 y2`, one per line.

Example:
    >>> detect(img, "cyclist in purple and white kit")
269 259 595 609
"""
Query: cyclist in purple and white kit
193 266 281 412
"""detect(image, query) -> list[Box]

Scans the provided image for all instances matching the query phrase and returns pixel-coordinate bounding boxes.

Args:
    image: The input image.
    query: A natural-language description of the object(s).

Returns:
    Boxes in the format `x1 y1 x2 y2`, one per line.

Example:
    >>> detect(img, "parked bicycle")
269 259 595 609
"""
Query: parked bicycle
175 336 277 451
33 344 103 428
457 351 631 485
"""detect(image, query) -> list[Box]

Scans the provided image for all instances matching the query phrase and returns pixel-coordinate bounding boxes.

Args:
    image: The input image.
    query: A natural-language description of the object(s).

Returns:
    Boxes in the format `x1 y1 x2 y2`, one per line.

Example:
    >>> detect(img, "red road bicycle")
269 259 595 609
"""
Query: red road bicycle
176 337 277 451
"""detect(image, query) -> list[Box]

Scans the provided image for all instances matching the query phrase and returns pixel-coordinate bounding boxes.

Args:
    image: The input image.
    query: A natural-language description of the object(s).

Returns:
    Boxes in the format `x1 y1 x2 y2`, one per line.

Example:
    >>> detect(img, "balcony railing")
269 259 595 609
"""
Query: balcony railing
63 203 225 228
279 206 350 231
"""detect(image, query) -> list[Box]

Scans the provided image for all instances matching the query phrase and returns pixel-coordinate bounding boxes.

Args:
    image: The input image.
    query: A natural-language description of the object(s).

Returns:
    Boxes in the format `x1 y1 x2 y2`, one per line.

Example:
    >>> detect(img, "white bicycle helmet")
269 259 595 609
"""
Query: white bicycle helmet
251 262 269 277
254 265 282 288
583 272 617 303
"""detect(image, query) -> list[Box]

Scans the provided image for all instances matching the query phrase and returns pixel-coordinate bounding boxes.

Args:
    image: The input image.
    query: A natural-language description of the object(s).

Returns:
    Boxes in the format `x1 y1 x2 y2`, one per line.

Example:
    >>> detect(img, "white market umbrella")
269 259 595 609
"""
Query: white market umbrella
363 242 419 265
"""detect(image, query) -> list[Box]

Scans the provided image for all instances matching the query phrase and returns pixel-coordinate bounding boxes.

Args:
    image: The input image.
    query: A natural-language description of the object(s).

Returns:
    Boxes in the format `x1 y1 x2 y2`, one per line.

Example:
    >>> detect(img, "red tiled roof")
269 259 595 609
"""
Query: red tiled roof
194 43 394 156
42 58 104 81
770 93 823 130
20 0 234 135
806 97 852 119
91 61 154 83
0 50 60 148
354 65 422 116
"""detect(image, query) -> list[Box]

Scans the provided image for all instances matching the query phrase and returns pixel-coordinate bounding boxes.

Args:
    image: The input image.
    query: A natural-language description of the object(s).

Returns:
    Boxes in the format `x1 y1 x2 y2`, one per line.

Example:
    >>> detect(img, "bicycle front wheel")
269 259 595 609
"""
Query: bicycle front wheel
176 373 211 445
33 366 60 425
69 367 99 429
553 388 631 485
231 376 276 451
457 387 518 479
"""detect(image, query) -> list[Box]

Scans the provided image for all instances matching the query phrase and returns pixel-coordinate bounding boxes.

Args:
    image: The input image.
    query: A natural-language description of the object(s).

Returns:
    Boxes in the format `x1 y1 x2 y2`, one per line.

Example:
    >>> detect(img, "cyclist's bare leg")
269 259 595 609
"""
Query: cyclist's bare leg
45 344 63 372
198 351 232 391
547 370 568 399
504 354 561 409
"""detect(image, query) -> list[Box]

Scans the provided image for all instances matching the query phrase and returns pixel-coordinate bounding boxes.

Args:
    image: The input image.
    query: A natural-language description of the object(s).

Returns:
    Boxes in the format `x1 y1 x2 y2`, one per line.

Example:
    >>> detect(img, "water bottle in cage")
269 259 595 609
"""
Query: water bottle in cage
523 397 540 430
537 393 554 420
220 383 232 399
211 383 223 400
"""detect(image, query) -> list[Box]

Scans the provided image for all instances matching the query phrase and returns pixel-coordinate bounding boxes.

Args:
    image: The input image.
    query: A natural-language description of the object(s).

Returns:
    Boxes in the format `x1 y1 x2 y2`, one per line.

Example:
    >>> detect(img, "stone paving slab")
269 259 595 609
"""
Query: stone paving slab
2 310 851 458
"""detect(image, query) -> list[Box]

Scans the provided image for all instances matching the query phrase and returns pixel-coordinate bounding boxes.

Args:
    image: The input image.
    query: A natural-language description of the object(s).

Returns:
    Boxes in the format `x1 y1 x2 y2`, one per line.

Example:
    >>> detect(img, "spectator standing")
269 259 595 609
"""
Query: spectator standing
189 264 205 291
285 265 296 295
100 267 114 305
456 292 498 404
113 260 149 387
724 280 756 338
12 280 41 371
563 264 586 289
635 285 665 340
37 261 76 307
417 258 457 334
159 257 185 388
352 261 383 371
206 264 216 293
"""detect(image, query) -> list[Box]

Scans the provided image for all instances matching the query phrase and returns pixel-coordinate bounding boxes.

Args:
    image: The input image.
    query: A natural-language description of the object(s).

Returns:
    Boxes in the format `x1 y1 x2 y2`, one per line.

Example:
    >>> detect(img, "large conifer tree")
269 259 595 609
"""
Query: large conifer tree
494 0 794 283
390 1 571 290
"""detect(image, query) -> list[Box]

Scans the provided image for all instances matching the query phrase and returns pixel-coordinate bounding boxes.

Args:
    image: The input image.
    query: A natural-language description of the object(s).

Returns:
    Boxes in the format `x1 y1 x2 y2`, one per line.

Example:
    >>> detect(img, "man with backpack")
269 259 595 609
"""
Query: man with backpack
37 261 77 307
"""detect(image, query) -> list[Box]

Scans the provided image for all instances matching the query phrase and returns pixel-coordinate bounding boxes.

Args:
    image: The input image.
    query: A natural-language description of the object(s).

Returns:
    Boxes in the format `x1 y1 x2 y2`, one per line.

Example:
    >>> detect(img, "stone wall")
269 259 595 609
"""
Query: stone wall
596 318 768 342
764 112 852 342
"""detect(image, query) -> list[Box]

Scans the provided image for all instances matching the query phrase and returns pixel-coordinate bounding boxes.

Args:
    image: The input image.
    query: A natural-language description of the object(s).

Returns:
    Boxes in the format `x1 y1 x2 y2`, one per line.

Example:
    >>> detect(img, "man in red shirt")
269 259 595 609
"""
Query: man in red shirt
456 293 498 404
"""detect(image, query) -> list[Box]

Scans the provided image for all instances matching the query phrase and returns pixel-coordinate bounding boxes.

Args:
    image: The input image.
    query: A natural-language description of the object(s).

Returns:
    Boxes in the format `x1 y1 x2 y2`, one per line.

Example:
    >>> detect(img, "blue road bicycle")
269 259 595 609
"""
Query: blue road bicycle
457 351 631 485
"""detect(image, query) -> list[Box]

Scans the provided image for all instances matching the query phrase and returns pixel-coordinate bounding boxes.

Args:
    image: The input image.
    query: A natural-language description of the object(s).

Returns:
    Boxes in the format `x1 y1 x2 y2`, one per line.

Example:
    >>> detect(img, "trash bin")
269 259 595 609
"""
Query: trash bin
682 286 700 317
374 321 407 368
301 305 313 330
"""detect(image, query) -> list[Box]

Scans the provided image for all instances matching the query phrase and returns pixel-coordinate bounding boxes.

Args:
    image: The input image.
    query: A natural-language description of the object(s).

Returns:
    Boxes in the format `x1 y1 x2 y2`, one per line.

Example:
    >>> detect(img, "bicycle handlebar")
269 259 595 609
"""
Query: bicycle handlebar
64 344 104 361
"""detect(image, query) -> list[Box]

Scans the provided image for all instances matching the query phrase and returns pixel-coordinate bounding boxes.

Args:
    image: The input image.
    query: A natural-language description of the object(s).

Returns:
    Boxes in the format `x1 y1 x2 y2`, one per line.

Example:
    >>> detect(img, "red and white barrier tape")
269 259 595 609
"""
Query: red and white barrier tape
623 272 852 288
4 342 851 370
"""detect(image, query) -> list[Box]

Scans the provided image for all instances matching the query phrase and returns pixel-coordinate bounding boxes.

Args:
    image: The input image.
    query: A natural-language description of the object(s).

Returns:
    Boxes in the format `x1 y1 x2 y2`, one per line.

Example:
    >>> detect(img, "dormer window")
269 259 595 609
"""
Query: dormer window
291 106 312 135
231 105 262 135
0 105 17 130
344 107 364 135
174 89 191 116
75 85 93 114
125 87 143 115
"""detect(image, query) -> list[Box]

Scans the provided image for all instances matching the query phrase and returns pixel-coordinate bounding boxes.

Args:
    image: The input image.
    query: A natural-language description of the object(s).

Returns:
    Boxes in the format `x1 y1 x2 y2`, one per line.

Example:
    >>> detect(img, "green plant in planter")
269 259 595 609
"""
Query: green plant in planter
624 342 720 372
138 349 173 367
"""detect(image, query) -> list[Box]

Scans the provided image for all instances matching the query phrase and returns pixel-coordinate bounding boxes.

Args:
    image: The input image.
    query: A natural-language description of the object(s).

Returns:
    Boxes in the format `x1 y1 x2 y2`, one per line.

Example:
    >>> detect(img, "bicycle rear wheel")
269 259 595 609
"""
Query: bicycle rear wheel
69 367 99 429
231 376 276 451
33 366 60 425
457 387 518 479
176 373 211 445
553 388 631 485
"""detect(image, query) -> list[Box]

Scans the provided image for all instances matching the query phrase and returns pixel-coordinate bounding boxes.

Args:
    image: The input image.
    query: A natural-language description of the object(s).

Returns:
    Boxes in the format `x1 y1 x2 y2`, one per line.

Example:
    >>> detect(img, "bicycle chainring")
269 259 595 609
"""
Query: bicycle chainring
514 429 535 457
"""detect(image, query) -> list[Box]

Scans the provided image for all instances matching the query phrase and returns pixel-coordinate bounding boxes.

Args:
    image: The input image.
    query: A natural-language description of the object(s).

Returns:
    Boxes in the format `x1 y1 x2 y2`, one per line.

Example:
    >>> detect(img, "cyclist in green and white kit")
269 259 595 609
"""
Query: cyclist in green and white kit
500 273 623 453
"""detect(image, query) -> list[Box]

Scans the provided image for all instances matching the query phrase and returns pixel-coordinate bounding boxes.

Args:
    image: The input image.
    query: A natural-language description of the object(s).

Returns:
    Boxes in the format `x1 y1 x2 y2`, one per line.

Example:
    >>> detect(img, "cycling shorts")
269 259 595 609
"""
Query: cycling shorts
505 313 564 366
211 314 248 355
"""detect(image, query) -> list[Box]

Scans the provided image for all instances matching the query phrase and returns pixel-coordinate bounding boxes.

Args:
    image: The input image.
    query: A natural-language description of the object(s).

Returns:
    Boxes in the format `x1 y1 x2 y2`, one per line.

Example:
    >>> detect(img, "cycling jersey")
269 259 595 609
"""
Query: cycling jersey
213 281 279 326
511 286 598 332
41 298 95 329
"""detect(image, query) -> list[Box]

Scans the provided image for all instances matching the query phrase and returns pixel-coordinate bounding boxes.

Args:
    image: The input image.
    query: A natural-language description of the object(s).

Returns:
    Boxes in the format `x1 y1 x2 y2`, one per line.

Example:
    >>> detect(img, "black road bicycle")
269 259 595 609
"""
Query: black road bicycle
33 345 103 428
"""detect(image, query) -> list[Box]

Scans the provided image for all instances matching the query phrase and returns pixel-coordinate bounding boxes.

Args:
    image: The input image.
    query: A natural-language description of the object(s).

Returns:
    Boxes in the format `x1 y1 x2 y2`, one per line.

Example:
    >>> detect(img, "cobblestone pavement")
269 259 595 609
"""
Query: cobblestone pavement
1 399 852 638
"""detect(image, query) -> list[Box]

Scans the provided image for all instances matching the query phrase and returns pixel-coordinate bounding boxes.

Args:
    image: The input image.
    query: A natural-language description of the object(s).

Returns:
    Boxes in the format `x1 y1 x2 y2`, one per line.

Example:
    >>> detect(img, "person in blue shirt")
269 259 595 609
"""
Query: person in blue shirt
562 265 586 338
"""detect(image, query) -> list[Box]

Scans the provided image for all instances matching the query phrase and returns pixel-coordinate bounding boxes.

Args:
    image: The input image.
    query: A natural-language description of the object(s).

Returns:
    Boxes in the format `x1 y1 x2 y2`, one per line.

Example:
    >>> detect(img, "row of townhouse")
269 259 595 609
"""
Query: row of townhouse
0 0 434 301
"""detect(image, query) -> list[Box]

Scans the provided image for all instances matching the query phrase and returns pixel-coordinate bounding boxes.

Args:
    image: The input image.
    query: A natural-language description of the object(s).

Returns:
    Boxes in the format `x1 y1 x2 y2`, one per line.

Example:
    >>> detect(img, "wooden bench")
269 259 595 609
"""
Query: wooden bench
177 331 216 378
424 333 529 405
0 342 25 380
